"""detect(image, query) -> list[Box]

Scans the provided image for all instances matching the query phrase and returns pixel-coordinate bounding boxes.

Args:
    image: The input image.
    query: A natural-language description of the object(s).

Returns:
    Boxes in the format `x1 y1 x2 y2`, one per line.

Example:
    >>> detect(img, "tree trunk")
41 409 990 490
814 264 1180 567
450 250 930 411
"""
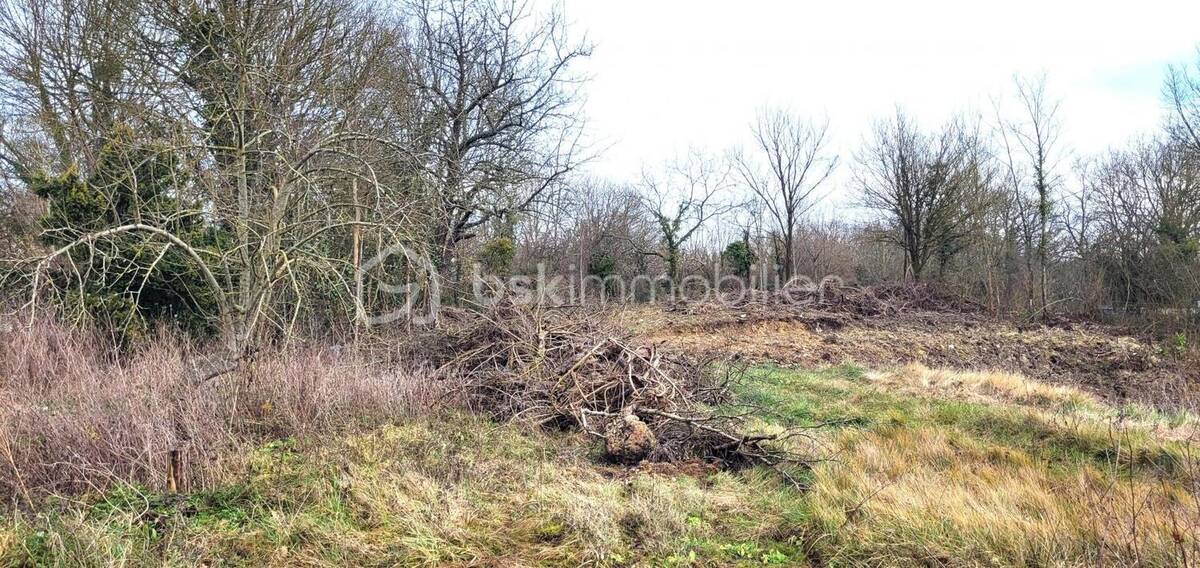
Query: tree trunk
352 179 363 331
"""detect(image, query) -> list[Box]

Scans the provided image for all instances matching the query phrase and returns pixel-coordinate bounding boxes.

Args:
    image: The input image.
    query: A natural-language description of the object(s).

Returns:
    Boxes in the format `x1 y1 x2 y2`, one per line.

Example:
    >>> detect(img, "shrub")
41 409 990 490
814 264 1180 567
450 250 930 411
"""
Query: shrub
587 249 617 279
721 241 756 279
477 236 516 276
25 125 227 342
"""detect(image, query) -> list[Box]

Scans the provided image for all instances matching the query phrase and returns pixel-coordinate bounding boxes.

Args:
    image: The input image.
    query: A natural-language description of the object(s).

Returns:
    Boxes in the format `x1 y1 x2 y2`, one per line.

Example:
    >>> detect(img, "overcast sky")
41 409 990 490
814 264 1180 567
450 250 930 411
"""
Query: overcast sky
553 0 1200 212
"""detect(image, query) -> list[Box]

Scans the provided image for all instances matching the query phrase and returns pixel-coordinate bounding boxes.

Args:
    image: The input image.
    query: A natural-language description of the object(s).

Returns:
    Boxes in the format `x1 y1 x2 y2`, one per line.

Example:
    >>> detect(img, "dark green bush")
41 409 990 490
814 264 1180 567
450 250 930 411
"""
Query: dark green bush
27 125 225 341
721 241 756 279
478 237 516 276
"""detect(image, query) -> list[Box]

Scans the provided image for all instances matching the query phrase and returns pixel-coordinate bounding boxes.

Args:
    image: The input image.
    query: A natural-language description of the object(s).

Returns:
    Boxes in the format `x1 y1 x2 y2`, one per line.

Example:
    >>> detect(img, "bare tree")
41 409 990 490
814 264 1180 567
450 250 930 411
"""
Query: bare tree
160 0 420 348
1003 75 1064 317
0 0 149 172
1089 137 1200 313
855 111 995 281
6 0 423 353
1166 51 1200 154
402 0 591 291
734 108 837 282
794 218 857 280
638 150 735 285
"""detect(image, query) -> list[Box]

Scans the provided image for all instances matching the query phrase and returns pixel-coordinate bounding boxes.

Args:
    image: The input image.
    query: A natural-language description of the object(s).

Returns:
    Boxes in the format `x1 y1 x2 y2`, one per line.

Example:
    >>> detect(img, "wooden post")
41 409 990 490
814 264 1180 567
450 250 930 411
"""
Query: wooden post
166 448 181 493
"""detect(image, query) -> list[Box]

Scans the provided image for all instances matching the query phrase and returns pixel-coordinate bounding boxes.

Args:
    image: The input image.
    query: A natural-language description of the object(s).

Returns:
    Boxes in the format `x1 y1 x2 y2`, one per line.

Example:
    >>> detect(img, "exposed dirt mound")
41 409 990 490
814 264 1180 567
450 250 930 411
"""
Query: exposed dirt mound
631 284 1199 411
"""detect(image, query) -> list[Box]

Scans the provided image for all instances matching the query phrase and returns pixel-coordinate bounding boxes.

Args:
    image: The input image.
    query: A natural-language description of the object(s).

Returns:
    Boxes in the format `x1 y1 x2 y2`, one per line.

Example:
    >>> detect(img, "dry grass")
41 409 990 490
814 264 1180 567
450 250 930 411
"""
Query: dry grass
0 318 444 505
4 360 1200 566
808 422 1200 566
871 363 1097 409
5 312 1200 566
632 301 1197 410
869 363 1199 440
730 364 1200 566
0 418 807 566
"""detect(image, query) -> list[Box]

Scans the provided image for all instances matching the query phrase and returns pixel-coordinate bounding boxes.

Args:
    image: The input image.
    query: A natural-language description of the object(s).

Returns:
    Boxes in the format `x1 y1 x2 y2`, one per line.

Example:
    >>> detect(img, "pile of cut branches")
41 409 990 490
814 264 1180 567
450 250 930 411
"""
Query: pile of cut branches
675 280 981 319
857 281 982 315
432 298 812 471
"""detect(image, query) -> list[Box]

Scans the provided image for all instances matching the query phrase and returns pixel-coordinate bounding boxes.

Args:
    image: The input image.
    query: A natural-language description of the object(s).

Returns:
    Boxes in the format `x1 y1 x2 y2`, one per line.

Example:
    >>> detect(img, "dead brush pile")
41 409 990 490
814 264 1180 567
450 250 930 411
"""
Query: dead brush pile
733 280 980 317
842 281 982 315
433 299 810 471
672 280 981 324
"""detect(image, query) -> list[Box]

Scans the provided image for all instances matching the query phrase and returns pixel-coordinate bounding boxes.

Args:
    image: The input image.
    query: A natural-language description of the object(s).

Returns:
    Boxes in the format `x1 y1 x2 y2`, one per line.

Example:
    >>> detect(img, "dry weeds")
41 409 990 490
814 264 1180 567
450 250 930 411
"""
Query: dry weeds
810 423 1200 566
0 318 443 505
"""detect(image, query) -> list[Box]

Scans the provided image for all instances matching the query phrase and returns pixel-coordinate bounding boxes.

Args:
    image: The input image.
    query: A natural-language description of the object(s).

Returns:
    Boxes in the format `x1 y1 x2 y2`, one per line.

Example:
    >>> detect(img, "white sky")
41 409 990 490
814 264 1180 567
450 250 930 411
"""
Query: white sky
553 0 1200 213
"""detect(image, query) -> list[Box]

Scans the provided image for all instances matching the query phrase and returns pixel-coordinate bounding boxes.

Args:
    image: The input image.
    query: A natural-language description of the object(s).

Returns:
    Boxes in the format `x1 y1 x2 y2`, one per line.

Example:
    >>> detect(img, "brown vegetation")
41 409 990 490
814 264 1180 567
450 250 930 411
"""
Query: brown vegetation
636 282 1200 410
0 319 443 505
0 0 1197 563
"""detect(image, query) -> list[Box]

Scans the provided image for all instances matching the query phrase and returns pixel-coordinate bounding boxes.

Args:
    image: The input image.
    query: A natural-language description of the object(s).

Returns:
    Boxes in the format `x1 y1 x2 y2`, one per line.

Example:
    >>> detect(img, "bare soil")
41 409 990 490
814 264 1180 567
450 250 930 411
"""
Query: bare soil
622 289 1200 411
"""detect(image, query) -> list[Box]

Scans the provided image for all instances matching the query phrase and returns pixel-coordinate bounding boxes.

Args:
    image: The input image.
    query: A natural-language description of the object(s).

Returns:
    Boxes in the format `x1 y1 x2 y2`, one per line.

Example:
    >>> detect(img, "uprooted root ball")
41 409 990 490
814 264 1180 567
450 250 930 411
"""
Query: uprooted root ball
605 412 656 464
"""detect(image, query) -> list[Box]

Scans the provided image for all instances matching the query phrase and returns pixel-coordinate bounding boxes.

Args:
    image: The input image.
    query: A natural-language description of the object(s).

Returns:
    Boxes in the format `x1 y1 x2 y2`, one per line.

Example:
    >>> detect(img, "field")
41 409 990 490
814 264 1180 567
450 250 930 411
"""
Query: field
2 300 1198 567
2 0 1198 564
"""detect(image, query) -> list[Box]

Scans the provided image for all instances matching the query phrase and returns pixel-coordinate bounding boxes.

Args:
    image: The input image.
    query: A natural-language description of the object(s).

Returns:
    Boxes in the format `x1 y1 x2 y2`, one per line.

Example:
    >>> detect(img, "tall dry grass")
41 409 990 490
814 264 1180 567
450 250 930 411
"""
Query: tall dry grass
809 423 1200 566
0 318 445 506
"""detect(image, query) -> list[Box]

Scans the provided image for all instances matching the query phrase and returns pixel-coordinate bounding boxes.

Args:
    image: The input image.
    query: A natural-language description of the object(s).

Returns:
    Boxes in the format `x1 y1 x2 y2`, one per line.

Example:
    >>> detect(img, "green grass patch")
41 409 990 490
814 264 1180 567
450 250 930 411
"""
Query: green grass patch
742 365 1191 479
